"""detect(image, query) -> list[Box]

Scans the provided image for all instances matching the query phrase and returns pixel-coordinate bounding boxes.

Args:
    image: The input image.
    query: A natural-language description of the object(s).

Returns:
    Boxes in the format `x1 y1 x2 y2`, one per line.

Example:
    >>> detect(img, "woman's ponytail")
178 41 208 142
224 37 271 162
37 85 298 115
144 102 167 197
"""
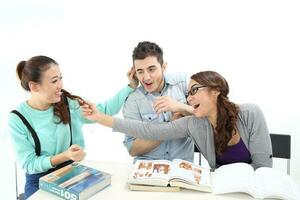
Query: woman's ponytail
16 61 29 90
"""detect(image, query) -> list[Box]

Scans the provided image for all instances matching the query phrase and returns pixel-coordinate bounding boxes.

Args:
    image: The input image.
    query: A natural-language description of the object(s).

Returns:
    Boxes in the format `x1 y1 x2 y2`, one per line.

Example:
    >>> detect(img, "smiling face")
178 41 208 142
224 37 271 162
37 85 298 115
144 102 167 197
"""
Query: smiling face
187 79 219 119
134 56 166 93
32 64 63 104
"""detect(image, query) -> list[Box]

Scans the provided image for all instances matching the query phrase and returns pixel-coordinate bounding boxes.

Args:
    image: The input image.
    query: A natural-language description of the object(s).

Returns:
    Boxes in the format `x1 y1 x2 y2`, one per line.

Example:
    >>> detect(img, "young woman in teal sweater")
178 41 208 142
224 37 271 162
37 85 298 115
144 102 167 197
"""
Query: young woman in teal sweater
8 55 138 199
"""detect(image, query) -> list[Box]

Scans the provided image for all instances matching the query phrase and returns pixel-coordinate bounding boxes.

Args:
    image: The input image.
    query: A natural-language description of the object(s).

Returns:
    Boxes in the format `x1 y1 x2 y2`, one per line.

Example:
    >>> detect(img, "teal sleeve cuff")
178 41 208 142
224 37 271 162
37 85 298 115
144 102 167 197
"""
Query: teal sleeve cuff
126 85 135 92
43 156 54 170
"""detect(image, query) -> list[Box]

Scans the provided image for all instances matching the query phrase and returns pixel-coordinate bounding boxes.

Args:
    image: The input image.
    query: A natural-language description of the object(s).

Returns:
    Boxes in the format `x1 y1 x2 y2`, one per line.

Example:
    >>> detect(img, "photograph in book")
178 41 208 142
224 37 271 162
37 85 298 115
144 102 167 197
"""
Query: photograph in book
39 163 111 200
127 159 212 192
212 162 300 200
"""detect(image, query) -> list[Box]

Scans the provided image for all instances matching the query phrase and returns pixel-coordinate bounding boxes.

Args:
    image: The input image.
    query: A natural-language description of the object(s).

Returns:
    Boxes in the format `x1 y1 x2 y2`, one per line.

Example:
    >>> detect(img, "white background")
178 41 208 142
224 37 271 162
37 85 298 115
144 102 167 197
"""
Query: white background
1 0 299 199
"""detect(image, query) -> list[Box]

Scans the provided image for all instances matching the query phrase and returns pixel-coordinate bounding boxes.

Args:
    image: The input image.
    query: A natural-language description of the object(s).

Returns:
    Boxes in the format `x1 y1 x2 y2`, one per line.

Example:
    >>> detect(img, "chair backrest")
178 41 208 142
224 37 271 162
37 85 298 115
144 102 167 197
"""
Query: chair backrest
194 145 201 165
270 133 291 174
270 133 291 159
15 162 25 200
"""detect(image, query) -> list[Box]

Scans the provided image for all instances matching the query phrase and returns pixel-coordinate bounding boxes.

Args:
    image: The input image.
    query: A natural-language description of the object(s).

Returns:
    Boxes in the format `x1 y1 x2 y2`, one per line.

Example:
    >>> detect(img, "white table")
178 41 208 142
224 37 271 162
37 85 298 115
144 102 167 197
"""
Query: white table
28 160 290 200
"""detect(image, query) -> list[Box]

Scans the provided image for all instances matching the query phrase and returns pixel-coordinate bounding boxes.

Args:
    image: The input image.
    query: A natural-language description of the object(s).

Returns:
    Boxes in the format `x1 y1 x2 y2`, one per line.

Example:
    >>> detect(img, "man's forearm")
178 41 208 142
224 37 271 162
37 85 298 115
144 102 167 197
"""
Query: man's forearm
130 139 162 156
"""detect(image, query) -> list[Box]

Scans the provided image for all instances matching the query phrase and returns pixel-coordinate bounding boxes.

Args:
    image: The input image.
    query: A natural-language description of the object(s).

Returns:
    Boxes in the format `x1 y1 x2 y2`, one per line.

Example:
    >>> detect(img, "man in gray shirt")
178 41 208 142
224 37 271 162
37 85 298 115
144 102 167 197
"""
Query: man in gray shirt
123 41 194 163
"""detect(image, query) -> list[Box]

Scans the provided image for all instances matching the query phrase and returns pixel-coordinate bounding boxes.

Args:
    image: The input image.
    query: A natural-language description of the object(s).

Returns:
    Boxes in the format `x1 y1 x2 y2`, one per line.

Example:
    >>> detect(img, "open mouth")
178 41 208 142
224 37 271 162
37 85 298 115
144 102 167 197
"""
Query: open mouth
143 82 153 87
193 104 200 109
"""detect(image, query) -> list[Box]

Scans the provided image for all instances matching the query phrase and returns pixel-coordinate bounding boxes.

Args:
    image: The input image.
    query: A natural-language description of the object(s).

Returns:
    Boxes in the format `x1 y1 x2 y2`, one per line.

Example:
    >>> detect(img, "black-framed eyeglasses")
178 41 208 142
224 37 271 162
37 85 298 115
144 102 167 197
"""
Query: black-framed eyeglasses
187 85 207 96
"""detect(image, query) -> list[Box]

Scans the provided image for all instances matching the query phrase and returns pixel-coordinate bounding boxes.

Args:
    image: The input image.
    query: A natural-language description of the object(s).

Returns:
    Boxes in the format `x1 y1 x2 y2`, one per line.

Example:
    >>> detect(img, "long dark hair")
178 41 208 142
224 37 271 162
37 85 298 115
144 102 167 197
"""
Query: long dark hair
190 71 240 155
16 55 84 124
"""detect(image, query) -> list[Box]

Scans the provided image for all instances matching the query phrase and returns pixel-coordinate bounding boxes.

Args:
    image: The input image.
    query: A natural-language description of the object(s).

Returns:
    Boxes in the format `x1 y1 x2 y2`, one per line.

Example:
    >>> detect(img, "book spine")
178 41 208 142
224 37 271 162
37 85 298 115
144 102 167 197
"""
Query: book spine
39 180 79 200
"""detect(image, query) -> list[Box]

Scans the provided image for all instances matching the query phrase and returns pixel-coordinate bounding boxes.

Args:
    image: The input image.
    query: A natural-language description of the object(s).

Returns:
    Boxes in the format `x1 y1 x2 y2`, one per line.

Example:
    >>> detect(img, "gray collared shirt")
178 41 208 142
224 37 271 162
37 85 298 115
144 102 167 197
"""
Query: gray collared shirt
122 72 194 163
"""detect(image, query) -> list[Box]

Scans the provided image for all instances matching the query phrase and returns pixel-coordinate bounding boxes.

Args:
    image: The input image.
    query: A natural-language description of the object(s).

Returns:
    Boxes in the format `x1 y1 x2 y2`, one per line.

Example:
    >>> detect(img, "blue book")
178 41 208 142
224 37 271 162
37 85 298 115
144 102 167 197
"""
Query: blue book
39 163 111 200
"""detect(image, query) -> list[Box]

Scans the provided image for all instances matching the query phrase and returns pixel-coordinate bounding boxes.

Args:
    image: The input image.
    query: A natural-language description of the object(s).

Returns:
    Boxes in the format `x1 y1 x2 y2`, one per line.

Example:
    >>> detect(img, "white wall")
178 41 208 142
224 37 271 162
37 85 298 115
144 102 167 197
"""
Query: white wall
1 0 299 199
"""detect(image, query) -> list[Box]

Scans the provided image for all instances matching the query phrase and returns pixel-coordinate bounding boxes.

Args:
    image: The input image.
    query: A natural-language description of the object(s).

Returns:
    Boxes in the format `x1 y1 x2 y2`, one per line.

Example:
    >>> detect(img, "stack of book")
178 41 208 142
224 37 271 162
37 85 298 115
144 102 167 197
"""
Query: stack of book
39 163 111 200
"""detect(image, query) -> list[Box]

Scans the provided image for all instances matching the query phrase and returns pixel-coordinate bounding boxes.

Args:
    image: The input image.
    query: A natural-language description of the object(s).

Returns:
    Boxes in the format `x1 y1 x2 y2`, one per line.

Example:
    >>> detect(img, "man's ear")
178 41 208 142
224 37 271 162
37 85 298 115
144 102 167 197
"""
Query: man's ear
162 62 167 72
28 81 39 92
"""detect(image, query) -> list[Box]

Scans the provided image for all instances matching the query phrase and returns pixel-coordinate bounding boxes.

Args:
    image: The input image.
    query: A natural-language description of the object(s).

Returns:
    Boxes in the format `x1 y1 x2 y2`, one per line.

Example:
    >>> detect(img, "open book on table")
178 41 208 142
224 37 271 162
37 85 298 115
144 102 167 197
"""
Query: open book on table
213 162 300 200
127 159 212 192
128 159 300 199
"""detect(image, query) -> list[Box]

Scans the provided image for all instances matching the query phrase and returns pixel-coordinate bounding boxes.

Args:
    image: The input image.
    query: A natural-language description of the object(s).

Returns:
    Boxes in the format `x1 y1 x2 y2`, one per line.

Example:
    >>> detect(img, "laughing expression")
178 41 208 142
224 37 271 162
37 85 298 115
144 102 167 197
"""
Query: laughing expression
187 79 218 118
36 64 63 104
134 56 166 93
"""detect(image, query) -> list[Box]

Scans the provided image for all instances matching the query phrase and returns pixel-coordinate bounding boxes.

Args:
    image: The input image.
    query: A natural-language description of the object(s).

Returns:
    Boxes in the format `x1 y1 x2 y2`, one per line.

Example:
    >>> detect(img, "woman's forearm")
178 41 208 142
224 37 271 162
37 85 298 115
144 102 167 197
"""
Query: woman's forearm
50 152 69 166
95 113 114 127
